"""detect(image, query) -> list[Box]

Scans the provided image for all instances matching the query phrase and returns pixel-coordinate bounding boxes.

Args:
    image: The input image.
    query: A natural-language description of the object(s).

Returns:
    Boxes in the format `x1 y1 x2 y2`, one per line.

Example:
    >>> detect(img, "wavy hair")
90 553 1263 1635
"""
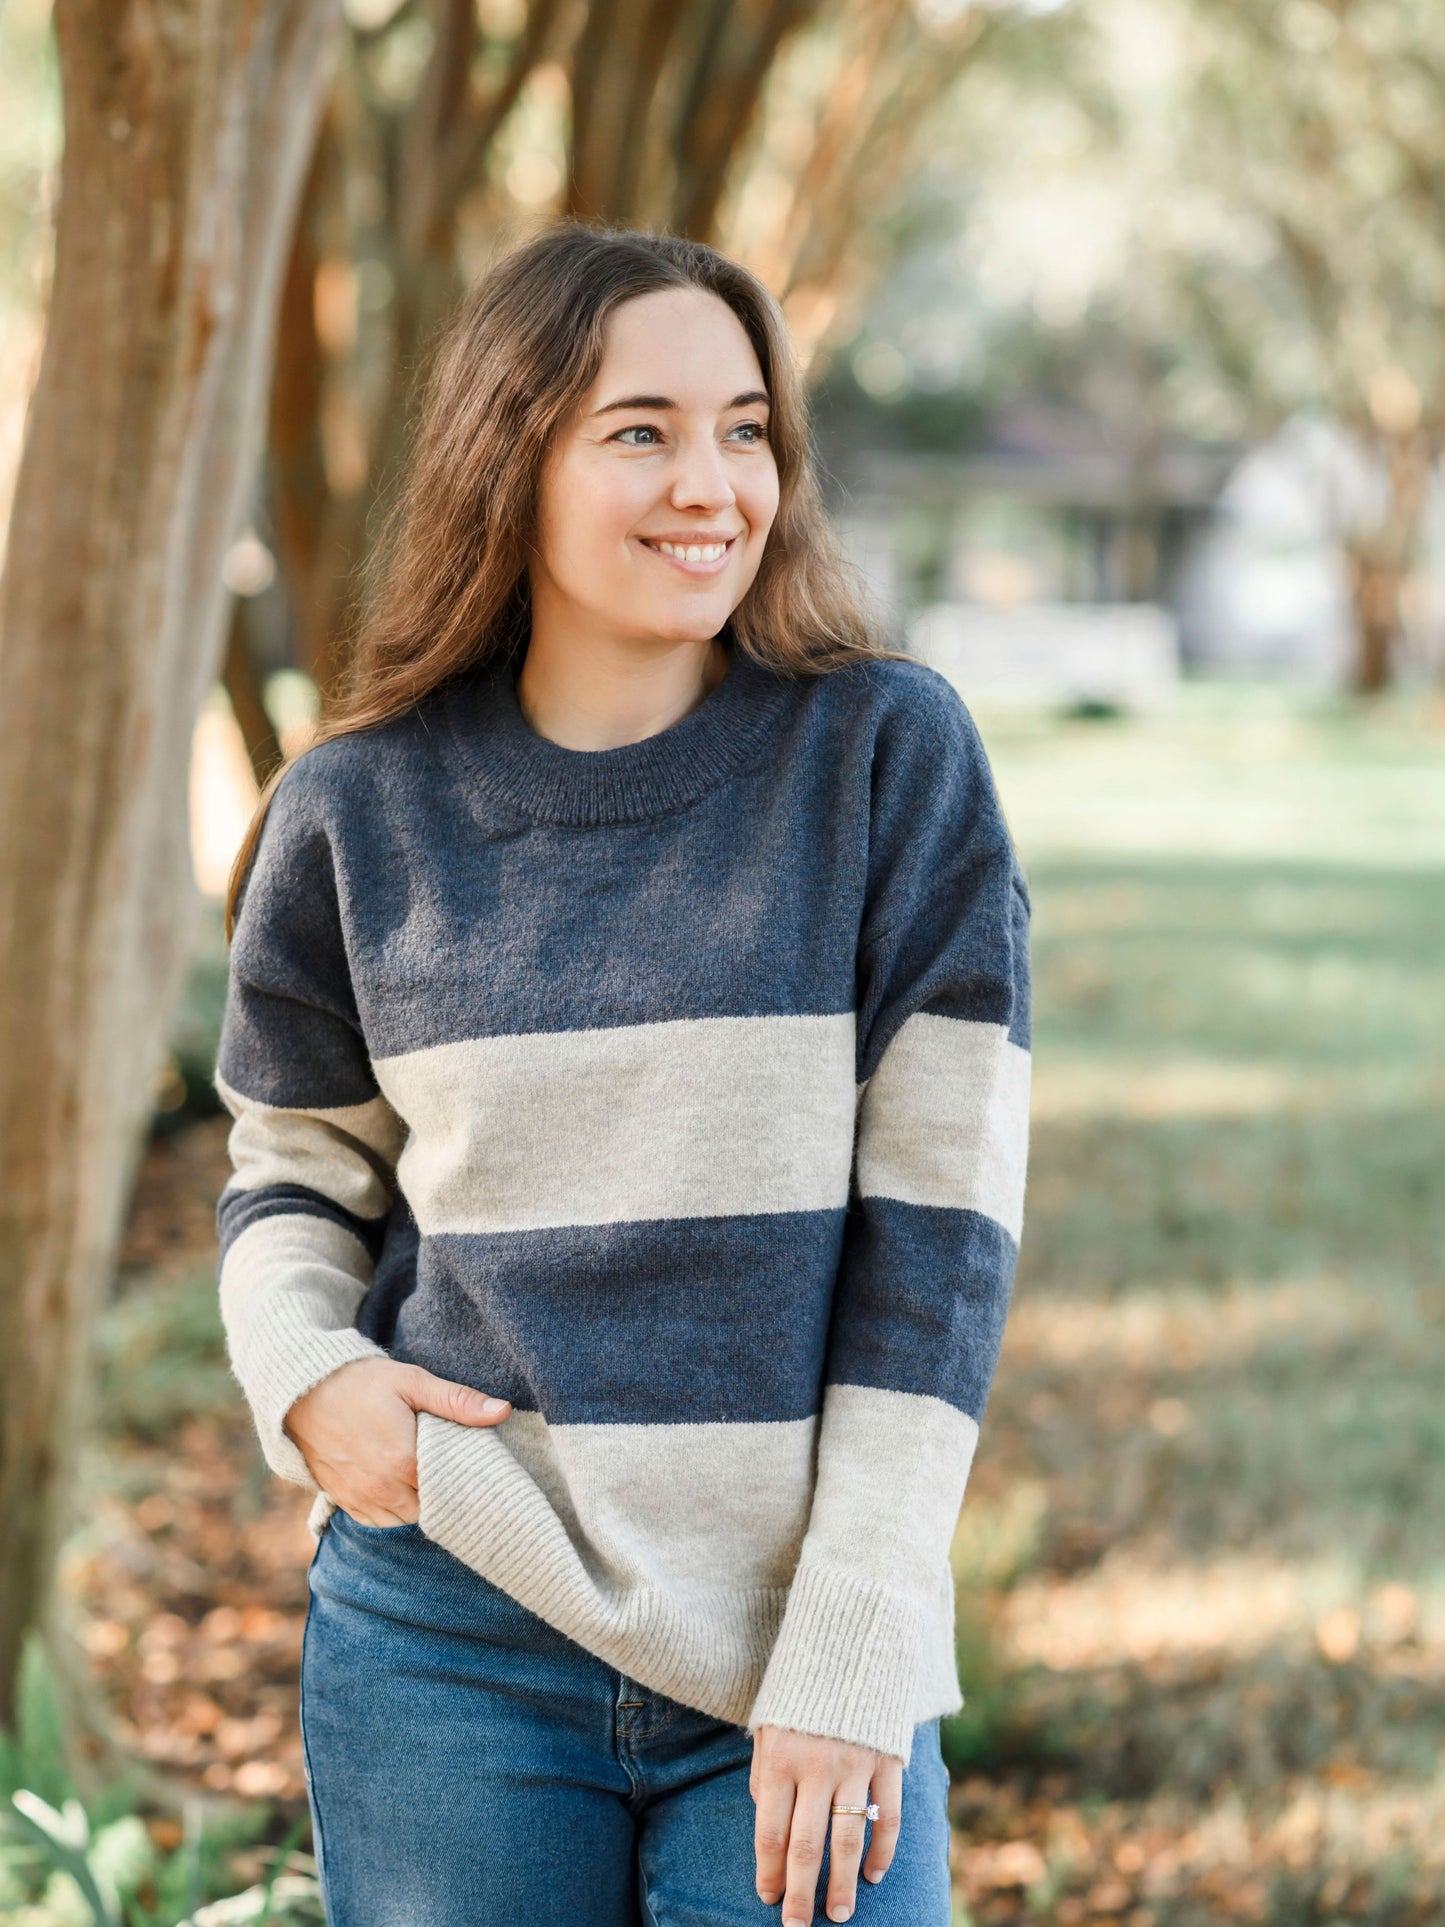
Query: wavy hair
225 219 899 938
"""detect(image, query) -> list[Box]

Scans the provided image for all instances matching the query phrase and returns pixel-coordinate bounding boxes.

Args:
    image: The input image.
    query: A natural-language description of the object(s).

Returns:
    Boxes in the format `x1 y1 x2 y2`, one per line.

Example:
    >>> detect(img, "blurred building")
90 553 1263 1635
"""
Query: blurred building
819 397 1445 691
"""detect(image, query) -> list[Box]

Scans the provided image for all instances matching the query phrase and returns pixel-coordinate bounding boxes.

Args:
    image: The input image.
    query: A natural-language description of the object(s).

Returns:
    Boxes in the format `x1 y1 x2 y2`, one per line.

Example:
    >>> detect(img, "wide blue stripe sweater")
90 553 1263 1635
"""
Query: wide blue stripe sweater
214 641 1031 1761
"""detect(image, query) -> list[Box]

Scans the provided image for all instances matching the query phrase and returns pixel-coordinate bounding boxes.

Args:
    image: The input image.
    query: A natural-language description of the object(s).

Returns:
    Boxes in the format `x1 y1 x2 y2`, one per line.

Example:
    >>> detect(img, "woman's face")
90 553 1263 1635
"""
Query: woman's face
530 286 781 651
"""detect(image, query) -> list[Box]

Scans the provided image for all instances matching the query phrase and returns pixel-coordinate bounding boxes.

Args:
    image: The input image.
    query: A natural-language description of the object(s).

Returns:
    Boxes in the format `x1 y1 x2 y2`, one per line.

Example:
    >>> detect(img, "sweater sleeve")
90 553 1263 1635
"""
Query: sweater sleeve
213 758 405 1491
746 670 1031 1761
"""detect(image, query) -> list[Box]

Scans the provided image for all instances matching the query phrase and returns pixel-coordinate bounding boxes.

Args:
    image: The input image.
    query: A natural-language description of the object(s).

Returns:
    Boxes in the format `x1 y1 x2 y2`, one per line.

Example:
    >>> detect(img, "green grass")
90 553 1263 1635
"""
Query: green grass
944 685 1445 1920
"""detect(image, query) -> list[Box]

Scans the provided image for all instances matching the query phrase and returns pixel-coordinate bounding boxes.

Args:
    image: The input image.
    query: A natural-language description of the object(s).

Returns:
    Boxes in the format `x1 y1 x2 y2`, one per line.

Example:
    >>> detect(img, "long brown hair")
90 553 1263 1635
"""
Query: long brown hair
224 219 900 939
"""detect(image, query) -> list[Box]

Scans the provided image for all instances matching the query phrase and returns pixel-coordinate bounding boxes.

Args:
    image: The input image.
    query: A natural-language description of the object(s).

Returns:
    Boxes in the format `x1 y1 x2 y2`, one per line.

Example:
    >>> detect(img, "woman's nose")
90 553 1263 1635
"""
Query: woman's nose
669 438 736 511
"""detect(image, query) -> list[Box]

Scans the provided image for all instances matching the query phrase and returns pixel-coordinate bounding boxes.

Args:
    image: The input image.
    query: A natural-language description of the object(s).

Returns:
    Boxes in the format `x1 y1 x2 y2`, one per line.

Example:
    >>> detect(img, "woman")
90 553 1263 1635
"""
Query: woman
214 222 1031 1927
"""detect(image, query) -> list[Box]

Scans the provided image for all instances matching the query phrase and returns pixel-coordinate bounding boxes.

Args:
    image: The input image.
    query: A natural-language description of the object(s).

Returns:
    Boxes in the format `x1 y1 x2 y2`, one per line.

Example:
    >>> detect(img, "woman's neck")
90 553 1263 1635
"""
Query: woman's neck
514 630 730 752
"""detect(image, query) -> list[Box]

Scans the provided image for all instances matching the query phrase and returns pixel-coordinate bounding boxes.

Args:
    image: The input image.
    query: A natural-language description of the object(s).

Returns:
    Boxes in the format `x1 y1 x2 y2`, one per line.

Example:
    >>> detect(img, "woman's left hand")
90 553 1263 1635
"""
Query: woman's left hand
750 1723 903 1924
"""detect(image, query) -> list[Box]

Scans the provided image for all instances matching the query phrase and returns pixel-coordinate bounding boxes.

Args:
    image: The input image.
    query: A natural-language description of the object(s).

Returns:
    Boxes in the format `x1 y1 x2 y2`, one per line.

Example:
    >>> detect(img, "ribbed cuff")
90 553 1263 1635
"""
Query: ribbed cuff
746 1562 927 1762
307 1490 337 1539
236 1326 388 1489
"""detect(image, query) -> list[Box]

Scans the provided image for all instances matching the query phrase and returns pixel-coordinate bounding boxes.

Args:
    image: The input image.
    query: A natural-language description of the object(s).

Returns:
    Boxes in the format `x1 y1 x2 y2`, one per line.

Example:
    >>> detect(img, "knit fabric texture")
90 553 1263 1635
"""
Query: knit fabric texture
213 642 1032 1763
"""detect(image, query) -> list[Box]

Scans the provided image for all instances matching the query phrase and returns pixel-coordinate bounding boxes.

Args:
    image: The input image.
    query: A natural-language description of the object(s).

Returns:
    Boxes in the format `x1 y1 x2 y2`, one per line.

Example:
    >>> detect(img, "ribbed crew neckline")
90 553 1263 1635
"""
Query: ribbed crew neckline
438 644 796 827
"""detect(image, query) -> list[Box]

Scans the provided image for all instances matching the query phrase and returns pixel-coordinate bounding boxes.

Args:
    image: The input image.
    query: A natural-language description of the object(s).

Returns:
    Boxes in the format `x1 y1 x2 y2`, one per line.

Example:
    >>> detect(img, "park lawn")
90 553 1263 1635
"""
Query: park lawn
944 684 1445 1927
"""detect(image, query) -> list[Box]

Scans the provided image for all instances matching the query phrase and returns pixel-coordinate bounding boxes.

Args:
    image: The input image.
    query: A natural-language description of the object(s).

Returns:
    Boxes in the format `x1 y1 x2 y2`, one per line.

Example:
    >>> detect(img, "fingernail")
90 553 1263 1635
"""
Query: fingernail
864 1869 884 1883
830 1908 852 1922
479 1397 510 1417
757 1893 779 1906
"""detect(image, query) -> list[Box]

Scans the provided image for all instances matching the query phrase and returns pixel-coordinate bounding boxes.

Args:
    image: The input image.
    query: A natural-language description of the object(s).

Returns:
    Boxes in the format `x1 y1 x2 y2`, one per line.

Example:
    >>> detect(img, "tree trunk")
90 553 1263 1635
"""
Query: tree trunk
269 0 570 704
1344 548 1401 694
223 601 285 788
0 0 343 1729
1340 429 1433 696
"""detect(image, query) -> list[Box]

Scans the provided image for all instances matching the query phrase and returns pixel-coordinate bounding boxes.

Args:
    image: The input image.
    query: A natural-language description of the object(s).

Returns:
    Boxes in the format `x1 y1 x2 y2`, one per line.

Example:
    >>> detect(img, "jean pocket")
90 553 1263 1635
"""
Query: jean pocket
334 1508 424 1536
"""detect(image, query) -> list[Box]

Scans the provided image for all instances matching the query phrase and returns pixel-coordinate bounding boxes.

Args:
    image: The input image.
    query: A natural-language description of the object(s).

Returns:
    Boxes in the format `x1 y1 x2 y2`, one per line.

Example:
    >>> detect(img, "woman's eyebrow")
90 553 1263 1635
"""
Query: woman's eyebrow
589 389 770 415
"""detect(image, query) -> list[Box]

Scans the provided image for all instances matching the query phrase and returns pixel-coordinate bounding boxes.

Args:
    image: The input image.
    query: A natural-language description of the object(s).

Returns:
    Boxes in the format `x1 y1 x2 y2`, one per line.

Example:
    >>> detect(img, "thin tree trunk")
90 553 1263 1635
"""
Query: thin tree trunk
1340 428 1433 695
0 0 343 1728
1345 548 1402 694
669 0 821 240
723 0 989 366
274 0 571 704
268 109 336 694
568 0 692 225
223 603 285 787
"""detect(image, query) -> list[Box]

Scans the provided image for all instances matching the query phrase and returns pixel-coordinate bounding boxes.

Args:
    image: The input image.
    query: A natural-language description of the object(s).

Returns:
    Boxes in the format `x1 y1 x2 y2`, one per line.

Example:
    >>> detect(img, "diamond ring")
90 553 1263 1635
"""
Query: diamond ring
830 1802 880 1821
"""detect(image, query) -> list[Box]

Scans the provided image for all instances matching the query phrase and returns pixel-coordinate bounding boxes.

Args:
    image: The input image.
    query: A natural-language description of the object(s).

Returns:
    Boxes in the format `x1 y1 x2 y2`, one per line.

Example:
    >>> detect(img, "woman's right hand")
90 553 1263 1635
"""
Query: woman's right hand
282 1358 512 1526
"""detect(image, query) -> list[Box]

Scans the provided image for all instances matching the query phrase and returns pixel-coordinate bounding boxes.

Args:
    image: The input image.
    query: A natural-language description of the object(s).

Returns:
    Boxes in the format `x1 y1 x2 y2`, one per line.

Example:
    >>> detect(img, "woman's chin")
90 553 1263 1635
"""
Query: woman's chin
626 606 735 647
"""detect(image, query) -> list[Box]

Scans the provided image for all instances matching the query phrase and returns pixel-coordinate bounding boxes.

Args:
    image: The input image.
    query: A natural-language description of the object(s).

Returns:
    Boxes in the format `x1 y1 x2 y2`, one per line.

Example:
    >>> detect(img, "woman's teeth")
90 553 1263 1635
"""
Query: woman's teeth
648 540 729 562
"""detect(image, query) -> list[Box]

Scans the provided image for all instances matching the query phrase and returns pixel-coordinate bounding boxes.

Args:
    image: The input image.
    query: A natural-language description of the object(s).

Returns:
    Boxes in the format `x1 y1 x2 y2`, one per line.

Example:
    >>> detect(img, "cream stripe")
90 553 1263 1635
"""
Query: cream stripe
855 1012 1030 1241
405 1387 973 1761
218 1210 387 1487
796 1381 980 1591
750 1385 982 1755
372 1012 856 1236
402 1406 967 1748
219 1208 376 1335
215 1068 405 1218
458 1410 818 1592
413 1409 792 1727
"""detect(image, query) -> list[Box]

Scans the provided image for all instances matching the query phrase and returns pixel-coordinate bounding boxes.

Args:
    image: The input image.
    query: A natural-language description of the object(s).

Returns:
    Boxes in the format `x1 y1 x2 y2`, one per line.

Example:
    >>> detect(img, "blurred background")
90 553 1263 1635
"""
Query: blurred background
1 0 1443 1921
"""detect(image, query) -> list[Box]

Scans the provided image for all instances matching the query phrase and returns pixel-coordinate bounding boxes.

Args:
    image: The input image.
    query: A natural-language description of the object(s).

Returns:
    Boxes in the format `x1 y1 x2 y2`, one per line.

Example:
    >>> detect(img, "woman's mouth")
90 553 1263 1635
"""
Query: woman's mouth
638 535 737 575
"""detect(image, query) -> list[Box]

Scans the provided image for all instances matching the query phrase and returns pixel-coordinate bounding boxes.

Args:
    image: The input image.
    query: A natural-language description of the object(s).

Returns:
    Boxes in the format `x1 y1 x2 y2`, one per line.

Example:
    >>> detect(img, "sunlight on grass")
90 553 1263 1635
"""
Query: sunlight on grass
976 684 1445 870
1029 1056 1445 1120
1002 1555 1441 1669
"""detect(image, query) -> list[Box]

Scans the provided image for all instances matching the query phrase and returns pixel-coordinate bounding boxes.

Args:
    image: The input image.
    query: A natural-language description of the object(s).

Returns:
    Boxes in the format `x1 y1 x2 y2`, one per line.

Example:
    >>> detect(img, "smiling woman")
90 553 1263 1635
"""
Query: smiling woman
212 222 1031 1927
519 284 782 750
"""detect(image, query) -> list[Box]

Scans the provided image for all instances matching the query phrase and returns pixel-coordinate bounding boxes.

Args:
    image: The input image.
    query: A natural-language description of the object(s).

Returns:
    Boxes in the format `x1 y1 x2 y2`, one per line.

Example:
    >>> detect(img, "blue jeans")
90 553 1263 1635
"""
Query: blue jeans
300 1510 953 1926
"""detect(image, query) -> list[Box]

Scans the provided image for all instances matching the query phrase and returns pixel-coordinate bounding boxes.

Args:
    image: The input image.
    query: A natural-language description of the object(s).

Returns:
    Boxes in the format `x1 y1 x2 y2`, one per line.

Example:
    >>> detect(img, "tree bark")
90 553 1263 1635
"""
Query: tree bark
668 0 822 240
262 1 573 709
223 602 285 787
1345 546 1403 695
568 0 694 226
1340 427 1433 695
0 0 344 1728
720 0 989 368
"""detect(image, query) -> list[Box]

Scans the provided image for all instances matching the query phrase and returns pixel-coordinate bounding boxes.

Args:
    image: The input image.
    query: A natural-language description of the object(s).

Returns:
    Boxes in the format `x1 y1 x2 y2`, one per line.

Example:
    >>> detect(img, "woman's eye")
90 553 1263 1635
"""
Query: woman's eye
610 421 769 447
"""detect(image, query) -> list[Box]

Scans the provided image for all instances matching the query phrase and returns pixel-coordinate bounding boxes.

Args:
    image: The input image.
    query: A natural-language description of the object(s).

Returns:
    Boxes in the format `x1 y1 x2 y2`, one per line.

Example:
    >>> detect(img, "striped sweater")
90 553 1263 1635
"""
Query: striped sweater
213 642 1031 1763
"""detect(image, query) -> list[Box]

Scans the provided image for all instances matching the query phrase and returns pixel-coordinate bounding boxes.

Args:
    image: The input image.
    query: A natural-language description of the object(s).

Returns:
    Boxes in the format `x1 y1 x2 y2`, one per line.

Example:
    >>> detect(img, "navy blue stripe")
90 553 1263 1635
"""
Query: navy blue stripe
357 1192 422 1345
826 1199 1019 1422
343 789 865 1058
217 991 381 1111
389 1210 846 1424
859 867 1030 1071
225 769 380 1107
1007 874 1032 1051
215 1182 390 1268
219 658 1024 1063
